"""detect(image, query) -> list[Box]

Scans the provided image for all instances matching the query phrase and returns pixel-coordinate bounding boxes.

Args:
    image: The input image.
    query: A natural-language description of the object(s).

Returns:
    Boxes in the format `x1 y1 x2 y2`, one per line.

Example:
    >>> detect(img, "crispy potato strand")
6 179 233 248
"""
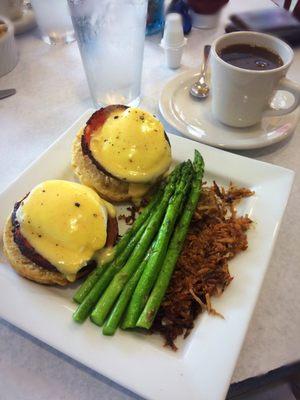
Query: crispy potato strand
152 183 253 350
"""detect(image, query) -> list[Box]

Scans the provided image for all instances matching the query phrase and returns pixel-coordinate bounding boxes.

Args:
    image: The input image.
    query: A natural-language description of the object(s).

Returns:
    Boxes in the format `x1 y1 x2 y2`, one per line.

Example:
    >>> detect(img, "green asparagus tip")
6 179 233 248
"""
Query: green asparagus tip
194 149 204 165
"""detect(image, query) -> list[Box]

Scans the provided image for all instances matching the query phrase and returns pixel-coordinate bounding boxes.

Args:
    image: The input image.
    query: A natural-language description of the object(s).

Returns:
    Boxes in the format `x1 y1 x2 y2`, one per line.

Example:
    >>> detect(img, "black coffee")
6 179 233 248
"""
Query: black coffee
218 44 283 71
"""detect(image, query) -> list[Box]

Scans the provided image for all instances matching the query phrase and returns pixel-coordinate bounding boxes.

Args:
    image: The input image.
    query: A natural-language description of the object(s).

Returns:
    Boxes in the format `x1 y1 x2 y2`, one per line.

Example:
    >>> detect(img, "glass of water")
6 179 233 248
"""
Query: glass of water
31 0 75 45
68 0 148 107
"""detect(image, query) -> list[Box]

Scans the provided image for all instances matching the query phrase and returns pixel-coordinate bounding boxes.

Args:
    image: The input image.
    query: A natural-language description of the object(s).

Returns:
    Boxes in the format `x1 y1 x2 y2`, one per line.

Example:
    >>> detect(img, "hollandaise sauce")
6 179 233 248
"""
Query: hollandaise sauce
96 246 116 266
89 108 171 183
16 180 114 281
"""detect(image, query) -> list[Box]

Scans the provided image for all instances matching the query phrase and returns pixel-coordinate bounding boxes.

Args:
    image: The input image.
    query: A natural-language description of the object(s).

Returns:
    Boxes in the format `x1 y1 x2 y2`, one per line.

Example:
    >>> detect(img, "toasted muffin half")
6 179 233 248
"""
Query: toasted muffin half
3 181 118 286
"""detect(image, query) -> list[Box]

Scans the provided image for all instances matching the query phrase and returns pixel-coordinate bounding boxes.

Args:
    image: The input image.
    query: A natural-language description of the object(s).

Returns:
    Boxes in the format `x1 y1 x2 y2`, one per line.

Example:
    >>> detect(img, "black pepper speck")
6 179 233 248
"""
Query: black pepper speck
75 202 80 207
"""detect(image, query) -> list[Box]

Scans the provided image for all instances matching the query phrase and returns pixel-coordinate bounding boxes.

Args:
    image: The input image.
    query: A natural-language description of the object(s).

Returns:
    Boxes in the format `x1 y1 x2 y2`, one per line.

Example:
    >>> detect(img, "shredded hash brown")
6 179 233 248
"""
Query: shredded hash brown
152 182 253 350
118 198 149 226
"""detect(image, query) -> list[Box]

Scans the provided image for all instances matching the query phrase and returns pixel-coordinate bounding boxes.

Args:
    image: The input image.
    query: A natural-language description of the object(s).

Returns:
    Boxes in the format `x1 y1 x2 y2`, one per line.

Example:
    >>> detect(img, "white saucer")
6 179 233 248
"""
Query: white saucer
159 70 300 150
13 8 36 35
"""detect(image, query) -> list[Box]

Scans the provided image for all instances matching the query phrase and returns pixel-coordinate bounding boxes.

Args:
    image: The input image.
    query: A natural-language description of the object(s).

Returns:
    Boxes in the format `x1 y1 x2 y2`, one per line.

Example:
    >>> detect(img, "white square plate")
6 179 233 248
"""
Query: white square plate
0 110 294 400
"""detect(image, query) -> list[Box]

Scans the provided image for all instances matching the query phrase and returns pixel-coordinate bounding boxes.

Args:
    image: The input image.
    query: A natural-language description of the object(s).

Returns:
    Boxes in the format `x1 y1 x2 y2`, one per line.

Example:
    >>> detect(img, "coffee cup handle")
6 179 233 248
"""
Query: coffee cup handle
265 77 300 117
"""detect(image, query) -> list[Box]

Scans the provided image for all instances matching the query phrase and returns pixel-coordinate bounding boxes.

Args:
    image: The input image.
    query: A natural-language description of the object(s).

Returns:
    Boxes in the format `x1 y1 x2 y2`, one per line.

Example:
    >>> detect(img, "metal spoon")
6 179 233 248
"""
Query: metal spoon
190 45 211 99
0 88 16 100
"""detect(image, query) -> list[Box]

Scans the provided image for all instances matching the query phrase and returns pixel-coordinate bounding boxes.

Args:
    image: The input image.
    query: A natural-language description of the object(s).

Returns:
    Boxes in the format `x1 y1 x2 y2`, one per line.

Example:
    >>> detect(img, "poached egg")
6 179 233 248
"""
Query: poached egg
89 107 172 184
16 180 115 281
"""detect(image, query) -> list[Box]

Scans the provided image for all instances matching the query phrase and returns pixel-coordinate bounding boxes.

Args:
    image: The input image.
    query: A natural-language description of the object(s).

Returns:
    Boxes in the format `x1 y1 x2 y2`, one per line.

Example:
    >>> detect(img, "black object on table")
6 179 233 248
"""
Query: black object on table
225 8 300 46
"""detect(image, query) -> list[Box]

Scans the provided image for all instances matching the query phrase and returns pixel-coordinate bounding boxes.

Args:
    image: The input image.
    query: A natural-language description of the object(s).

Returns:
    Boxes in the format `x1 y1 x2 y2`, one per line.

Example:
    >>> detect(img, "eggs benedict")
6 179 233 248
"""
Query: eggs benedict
72 105 172 202
3 180 118 286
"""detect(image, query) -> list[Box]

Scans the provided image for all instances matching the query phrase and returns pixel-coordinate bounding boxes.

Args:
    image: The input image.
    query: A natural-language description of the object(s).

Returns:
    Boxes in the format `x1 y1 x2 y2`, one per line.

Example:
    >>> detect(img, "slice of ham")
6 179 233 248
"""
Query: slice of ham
106 215 119 248
81 105 128 179
82 104 128 147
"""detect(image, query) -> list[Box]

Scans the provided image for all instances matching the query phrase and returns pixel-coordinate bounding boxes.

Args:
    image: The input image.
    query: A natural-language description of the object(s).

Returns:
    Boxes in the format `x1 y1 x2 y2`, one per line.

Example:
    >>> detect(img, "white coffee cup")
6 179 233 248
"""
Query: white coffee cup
210 32 300 128
0 0 23 21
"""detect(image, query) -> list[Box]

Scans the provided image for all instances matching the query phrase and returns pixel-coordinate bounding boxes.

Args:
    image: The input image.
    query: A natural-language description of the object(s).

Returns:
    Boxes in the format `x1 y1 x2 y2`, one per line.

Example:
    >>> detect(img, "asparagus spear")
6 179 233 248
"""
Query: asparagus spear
73 188 164 304
102 240 157 336
73 266 105 304
121 162 193 329
72 219 149 323
73 164 181 324
137 150 205 329
90 164 182 326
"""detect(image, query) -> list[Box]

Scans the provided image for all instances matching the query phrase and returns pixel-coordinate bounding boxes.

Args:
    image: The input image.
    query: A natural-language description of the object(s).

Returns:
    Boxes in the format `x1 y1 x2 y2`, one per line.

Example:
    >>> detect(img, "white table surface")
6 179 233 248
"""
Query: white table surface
1 0 300 399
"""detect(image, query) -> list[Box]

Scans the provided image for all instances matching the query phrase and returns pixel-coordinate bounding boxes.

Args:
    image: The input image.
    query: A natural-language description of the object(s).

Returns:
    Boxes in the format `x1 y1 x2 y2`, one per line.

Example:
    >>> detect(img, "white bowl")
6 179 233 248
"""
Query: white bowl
0 15 18 77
